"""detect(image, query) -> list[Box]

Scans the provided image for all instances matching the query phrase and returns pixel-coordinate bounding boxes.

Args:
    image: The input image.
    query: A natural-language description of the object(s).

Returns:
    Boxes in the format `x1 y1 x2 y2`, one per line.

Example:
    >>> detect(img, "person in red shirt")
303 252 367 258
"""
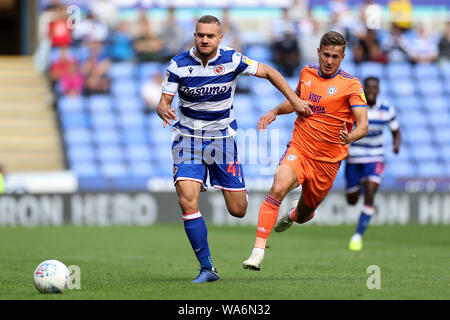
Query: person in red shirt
49 5 72 47
243 31 369 271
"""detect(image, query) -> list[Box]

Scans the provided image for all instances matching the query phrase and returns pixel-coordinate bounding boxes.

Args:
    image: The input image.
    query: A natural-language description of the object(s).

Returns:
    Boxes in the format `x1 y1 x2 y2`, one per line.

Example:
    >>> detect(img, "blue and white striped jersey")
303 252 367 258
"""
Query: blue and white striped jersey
162 46 259 138
347 100 399 163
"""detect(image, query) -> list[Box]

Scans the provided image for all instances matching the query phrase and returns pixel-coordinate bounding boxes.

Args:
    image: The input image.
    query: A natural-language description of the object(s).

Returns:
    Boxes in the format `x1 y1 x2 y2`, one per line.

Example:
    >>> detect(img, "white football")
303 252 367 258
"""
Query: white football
33 260 70 293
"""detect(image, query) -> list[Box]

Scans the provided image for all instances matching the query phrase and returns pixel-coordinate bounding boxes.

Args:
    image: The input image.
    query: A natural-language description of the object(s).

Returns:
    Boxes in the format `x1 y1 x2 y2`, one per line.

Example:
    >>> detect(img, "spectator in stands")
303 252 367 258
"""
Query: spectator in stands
160 8 184 62
141 73 163 113
353 29 388 64
438 21 450 64
49 46 77 88
89 0 118 28
388 0 413 33
406 23 439 64
360 0 383 30
381 24 409 63
328 0 365 47
0 165 6 194
49 4 72 48
72 12 109 47
271 28 301 77
34 0 60 72
81 40 111 95
220 8 242 53
109 20 135 62
270 8 297 42
59 63 84 96
133 10 164 62
298 8 321 65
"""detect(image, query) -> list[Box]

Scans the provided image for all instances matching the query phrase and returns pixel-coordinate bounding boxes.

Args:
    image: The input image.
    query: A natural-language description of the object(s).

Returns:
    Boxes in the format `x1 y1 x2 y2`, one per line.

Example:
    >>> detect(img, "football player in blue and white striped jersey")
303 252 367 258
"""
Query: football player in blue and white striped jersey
346 76 401 251
157 15 312 282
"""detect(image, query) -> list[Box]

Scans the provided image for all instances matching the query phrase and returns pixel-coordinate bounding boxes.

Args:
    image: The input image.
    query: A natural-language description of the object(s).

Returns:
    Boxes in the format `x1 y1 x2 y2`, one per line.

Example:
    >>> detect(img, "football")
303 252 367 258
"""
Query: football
33 260 70 293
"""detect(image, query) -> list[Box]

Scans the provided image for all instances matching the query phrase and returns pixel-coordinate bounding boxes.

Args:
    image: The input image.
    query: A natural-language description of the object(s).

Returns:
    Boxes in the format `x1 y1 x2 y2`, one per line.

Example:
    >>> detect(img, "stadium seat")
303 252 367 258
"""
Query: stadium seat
129 161 156 177
428 112 450 129
123 129 148 144
422 96 448 113
67 144 96 163
393 95 422 112
358 62 384 79
58 96 85 113
137 62 163 79
251 78 278 97
398 111 428 129
433 128 450 145
236 114 258 130
60 112 89 128
441 63 450 81
97 145 124 162
86 95 113 113
389 78 416 96
384 160 416 177
413 63 440 79
410 145 439 162
385 63 412 80
118 112 145 128
125 144 152 162
109 62 136 78
416 161 444 177
416 79 444 96
340 61 356 76
245 45 272 62
440 145 450 161
92 129 121 145
233 94 253 114
71 161 99 177
254 95 283 113
90 112 117 129
115 96 143 112
64 128 92 145
100 162 128 177
111 78 138 97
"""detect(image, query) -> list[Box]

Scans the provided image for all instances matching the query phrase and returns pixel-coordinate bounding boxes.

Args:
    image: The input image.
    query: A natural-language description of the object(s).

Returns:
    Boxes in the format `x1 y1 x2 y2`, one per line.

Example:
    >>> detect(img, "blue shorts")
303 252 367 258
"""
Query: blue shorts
345 162 385 193
171 134 245 191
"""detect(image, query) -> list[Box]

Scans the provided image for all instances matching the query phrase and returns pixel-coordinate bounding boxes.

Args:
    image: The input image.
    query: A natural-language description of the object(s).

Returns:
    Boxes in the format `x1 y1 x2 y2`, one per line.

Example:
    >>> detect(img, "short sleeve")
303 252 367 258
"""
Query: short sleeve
234 51 259 76
295 68 307 96
348 79 368 108
161 59 179 96
388 104 400 131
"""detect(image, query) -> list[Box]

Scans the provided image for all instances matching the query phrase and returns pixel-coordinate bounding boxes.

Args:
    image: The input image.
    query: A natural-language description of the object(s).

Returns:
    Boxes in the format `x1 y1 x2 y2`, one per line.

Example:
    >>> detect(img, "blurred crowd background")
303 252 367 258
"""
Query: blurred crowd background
2 0 449 192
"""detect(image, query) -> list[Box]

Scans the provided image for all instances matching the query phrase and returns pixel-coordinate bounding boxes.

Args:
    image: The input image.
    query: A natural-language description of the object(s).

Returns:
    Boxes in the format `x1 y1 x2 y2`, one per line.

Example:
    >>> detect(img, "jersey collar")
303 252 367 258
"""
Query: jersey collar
318 67 341 79
190 46 221 66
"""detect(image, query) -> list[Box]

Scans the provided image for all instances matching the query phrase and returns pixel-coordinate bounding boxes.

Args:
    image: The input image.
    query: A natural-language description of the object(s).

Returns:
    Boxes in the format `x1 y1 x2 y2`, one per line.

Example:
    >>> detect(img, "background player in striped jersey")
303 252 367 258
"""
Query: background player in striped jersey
347 76 401 251
243 31 369 271
157 15 313 282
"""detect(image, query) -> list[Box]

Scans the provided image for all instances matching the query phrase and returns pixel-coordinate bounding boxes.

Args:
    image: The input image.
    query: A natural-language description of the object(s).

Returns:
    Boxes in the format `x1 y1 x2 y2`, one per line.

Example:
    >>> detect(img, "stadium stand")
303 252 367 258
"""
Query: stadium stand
30 1 449 191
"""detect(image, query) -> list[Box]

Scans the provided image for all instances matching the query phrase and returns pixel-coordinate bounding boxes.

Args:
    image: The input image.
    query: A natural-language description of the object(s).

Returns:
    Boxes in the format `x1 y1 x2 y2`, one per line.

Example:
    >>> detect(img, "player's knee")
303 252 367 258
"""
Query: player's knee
347 197 358 206
178 195 197 212
269 183 289 201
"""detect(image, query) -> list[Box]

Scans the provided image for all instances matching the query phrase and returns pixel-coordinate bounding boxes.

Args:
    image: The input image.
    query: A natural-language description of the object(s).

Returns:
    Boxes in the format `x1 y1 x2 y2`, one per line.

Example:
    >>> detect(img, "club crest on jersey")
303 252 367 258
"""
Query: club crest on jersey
214 65 225 75
328 86 337 95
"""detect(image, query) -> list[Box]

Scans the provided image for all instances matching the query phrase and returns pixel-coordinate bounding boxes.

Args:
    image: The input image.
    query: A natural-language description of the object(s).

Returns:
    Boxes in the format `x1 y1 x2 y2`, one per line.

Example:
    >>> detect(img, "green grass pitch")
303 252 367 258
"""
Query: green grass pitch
0 224 448 300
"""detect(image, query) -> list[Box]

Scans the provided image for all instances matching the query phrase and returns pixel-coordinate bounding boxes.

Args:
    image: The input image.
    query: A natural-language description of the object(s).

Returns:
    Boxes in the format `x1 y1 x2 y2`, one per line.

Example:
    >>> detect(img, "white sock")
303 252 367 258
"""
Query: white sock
351 233 362 242
252 247 265 256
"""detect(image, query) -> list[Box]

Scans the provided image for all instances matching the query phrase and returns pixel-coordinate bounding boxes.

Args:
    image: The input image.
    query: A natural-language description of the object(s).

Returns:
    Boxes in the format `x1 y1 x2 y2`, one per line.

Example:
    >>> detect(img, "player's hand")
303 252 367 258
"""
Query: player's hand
393 145 400 154
258 110 277 130
292 100 313 119
159 107 177 128
340 122 352 145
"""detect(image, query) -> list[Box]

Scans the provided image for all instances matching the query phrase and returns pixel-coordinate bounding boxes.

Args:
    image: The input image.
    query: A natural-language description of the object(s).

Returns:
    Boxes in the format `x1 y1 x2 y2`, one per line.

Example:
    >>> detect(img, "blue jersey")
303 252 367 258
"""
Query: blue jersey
347 100 399 163
162 46 259 139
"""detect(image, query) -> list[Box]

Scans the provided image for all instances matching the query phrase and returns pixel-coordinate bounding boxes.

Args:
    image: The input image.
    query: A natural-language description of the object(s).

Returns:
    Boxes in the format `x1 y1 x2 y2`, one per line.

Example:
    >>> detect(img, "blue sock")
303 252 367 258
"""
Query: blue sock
355 205 375 236
183 213 214 270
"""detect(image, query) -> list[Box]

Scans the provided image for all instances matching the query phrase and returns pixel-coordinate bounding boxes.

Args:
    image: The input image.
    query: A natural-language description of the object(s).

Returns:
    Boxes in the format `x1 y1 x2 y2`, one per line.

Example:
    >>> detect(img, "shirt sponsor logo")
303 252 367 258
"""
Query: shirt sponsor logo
180 85 228 96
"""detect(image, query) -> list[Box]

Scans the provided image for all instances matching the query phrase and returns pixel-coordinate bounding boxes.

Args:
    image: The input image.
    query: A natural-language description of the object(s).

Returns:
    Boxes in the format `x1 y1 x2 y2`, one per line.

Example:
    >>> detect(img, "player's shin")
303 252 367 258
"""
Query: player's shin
182 211 215 270
254 195 281 249
355 204 375 236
